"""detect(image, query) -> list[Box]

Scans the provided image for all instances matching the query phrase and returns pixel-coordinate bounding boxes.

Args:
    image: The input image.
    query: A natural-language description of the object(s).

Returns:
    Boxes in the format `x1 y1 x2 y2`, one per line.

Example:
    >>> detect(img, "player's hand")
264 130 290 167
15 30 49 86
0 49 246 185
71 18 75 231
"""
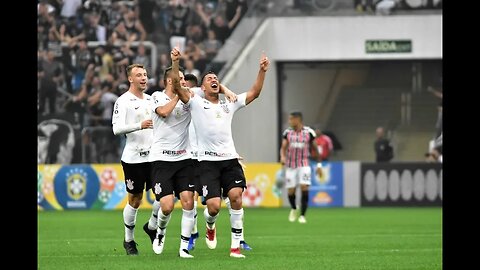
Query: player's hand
221 84 237 102
259 51 270 72
280 156 286 166
171 46 181 62
141 119 153 129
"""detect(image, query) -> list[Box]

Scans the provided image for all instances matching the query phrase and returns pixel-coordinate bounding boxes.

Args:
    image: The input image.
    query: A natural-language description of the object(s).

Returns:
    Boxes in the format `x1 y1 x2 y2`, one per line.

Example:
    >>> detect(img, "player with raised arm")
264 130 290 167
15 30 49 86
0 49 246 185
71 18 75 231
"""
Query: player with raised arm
171 47 269 258
280 111 321 224
112 64 159 255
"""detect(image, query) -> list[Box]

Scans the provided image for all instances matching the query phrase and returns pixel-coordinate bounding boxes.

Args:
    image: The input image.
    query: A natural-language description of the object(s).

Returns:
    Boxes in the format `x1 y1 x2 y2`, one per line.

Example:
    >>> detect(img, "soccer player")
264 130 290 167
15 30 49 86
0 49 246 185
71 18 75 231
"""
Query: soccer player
149 51 237 258
149 63 196 258
112 64 159 255
171 47 270 258
280 111 321 224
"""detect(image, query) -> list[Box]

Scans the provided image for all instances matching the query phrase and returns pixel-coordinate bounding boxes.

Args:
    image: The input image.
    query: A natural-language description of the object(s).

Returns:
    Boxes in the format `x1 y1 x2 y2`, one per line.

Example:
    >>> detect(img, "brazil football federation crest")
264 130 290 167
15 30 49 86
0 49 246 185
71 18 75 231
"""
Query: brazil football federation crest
54 165 99 209
67 173 87 200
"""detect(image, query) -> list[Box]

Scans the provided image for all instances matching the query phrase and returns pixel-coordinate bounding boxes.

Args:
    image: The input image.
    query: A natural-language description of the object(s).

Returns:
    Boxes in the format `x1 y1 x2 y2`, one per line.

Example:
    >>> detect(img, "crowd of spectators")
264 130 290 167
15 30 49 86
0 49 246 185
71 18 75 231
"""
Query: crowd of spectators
38 0 248 163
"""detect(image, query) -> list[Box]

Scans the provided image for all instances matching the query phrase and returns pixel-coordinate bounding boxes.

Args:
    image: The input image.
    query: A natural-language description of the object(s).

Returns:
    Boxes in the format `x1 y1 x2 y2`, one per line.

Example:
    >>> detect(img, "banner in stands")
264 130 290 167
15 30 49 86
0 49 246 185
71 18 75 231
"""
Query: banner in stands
38 163 283 210
360 163 442 206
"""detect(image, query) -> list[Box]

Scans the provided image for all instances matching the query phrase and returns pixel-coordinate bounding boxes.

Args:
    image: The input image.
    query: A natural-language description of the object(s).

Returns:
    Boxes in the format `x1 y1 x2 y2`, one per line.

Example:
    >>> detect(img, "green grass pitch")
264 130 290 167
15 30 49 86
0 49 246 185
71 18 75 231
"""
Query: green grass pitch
38 207 442 270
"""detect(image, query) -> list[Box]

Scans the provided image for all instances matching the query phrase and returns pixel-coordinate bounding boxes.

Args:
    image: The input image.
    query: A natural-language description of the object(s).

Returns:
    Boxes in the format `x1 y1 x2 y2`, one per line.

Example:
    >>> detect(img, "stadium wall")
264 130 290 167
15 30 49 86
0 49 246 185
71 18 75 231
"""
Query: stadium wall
223 15 442 162
37 162 441 210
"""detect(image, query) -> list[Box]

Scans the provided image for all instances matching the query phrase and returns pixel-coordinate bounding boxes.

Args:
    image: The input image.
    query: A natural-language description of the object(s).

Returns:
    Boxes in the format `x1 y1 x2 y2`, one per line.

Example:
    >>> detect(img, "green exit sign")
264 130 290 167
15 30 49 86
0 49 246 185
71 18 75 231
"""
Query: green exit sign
366 40 412 53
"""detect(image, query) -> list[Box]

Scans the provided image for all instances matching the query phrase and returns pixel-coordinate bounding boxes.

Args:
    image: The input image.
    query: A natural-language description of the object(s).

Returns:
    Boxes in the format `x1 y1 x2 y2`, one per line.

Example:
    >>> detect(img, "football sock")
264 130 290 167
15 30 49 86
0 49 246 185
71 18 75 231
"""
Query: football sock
123 203 138 242
301 190 309 216
157 208 171 235
148 200 160 230
204 207 218 229
230 208 244 249
288 194 297 209
180 209 194 251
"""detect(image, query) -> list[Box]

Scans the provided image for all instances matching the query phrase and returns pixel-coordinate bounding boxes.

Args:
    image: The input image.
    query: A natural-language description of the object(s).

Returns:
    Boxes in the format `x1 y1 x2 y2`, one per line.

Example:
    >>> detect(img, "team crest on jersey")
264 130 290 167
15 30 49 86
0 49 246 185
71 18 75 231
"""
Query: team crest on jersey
182 103 190 111
202 185 208 197
221 104 230 113
154 183 162 194
67 173 86 200
126 179 134 190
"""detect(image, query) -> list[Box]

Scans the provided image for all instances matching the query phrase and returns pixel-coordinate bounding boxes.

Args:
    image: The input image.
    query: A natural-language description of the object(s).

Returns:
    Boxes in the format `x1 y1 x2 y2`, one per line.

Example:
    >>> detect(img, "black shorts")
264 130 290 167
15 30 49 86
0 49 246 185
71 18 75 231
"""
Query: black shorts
193 159 201 193
197 159 246 200
121 161 152 194
151 159 195 200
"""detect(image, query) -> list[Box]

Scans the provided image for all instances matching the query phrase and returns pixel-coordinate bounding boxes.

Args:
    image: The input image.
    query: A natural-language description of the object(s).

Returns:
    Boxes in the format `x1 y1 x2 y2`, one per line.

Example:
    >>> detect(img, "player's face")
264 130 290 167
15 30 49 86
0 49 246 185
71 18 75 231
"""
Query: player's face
288 115 301 129
129 67 148 91
202 73 220 94
179 71 187 87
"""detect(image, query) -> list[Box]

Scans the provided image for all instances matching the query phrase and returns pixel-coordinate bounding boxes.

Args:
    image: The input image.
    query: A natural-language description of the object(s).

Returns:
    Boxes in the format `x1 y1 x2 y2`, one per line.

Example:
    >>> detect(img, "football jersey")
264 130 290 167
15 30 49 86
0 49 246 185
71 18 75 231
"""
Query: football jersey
283 126 316 168
149 90 192 162
190 93 246 161
112 91 153 164
188 87 203 160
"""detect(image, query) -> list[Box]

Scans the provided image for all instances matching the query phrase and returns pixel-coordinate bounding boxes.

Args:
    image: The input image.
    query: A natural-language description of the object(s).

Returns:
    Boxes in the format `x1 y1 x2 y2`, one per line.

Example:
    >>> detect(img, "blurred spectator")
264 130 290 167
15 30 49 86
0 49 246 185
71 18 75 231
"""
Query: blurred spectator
38 50 63 115
374 126 393 162
169 1 190 52
110 21 137 44
136 0 156 35
60 0 82 20
354 0 374 12
209 7 243 44
83 13 107 42
122 8 147 41
201 29 222 61
71 39 93 93
46 26 63 60
182 39 207 71
184 59 201 79
133 42 151 73
225 0 247 30
312 127 334 162
93 45 115 81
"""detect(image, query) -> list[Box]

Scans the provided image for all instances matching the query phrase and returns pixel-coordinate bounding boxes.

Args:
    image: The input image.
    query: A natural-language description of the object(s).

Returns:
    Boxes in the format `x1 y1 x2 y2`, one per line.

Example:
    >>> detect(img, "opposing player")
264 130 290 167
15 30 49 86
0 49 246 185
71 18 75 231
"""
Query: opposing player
171 48 269 258
280 111 321 224
112 64 159 255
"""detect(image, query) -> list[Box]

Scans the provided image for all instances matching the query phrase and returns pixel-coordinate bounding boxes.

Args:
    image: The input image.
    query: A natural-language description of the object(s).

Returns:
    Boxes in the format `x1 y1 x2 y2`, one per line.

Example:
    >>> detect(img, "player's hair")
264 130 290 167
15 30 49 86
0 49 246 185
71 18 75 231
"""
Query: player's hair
290 111 303 120
184 73 198 87
201 71 216 85
163 65 185 86
126 64 145 77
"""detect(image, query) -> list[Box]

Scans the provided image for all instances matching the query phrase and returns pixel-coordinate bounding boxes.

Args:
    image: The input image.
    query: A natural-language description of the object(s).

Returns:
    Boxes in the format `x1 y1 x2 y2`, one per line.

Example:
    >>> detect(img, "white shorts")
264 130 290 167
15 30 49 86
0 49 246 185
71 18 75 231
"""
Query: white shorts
285 166 311 189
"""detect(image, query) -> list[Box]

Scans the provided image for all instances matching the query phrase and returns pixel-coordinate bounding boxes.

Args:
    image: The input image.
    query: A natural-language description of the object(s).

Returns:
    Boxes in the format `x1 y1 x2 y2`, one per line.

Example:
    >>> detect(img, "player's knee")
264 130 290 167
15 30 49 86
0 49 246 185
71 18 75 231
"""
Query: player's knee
300 185 309 192
206 200 221 215
160 198 174 215
128 193 143 208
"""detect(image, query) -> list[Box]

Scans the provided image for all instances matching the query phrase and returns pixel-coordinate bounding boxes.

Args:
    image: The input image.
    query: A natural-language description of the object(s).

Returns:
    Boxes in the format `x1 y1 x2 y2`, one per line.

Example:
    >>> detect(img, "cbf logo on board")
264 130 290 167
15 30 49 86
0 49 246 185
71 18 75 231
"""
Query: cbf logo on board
54 165 99 209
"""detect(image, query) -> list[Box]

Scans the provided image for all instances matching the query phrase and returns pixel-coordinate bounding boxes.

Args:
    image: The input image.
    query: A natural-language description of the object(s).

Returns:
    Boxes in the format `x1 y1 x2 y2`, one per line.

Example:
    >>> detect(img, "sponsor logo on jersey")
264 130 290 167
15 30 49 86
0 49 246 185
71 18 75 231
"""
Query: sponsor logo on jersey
290 142 306 148
204 151 233 157
162 149 187 156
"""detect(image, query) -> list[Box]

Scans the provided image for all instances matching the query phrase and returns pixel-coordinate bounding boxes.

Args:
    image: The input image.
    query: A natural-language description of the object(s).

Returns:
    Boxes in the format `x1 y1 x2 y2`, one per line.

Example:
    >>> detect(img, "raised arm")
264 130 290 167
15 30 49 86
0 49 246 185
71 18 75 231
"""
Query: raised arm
171 47 192 104
246 52 270 105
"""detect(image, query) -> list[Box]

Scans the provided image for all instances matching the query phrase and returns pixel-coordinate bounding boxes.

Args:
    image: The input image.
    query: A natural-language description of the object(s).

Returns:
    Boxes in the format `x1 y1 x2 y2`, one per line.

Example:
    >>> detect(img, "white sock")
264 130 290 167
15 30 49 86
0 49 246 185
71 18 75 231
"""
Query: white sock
224 197 231 210
230 208 244 249
157 208 171 236
227 198 244 241
123 203 138 242
191 200 198 234
148 200 161 230
204 207 218 229
180 208 195 251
